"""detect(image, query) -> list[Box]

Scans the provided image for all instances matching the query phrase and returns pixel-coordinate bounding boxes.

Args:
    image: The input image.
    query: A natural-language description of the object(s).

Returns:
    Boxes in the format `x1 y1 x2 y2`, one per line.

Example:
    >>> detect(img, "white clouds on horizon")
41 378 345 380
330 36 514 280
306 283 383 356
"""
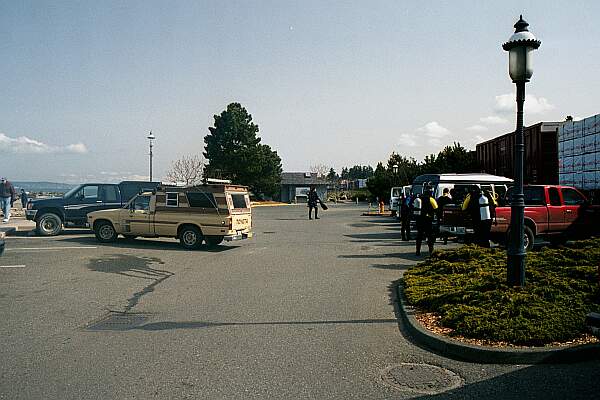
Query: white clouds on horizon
466 124 488 132
397 121 452 151
0 133 88 155
494 93 555 115
480 115 508 125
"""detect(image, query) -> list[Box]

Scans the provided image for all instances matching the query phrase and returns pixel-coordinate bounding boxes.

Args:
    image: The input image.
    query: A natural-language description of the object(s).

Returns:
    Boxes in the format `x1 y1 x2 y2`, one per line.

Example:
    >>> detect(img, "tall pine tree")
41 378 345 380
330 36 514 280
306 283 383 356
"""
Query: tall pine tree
204 103 282 197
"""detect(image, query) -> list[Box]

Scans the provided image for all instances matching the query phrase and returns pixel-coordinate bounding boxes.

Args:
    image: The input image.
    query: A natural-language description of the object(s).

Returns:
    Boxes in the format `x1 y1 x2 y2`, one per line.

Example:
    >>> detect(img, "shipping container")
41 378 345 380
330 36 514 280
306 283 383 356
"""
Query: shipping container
558 114 600 193
476 122 561 185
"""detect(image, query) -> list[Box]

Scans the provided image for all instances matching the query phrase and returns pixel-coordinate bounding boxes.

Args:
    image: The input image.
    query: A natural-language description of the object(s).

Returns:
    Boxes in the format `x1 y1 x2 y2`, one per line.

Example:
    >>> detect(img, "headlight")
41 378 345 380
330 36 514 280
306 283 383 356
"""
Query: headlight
27 202 32 210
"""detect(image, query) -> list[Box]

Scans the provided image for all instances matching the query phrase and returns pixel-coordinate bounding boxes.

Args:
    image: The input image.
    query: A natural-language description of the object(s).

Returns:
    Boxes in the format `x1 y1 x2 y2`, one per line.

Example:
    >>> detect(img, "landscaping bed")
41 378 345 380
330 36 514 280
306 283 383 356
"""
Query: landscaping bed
403 240 600 347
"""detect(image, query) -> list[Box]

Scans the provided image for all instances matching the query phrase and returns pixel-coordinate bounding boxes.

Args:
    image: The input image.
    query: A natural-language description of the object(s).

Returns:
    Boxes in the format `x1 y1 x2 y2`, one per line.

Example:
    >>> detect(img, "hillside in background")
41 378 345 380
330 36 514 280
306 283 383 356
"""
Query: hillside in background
13 181 76 194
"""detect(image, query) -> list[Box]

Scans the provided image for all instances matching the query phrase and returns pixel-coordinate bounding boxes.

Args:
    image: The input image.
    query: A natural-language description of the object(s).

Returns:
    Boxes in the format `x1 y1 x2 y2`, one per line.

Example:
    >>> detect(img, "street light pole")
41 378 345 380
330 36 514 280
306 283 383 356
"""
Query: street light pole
502 16 541 286
147 131 155 182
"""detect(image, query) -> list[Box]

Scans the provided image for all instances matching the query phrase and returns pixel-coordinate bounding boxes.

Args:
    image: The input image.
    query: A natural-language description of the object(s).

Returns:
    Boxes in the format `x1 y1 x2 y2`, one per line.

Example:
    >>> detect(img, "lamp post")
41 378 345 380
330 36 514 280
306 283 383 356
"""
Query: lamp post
147 131 155 182
502 15 541 286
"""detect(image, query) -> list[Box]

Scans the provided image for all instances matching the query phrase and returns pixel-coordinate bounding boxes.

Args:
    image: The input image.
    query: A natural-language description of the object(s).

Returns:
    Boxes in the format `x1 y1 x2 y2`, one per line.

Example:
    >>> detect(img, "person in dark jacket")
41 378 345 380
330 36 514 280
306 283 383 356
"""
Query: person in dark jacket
416 188 438 256
1 177 16 223
400 193 411 241
20 189 28 209
436 188 453 245
462 186 497 247
307 186 320 220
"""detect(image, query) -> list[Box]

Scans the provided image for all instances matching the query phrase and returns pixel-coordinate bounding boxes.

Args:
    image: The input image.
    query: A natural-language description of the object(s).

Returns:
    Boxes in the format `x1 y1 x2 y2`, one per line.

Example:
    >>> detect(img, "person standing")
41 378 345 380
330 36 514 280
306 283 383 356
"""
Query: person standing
400 193 411 241
307 186 320 220
462 186 481 245
416 189 438 256
436 188 453 245
20 189 28 209
0 177 16 223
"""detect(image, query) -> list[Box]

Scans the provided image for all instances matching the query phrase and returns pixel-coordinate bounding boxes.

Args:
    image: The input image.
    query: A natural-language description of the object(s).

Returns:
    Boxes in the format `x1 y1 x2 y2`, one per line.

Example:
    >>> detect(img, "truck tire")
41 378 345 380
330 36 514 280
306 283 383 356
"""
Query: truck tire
179 226 203 250
94 221 117 243
36 213 63 236
507 225 535 252
205 235 224 247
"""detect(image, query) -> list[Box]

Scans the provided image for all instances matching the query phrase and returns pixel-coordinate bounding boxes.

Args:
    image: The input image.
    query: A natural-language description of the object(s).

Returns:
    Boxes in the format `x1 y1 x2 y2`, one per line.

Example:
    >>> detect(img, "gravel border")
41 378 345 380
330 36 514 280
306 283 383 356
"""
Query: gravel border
394 281 600 364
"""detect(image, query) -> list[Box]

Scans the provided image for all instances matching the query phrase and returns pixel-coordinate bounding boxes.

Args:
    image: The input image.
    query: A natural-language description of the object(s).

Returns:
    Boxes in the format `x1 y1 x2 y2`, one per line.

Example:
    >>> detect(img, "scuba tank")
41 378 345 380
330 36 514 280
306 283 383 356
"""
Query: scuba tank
479 194 491 220
413 196 422 216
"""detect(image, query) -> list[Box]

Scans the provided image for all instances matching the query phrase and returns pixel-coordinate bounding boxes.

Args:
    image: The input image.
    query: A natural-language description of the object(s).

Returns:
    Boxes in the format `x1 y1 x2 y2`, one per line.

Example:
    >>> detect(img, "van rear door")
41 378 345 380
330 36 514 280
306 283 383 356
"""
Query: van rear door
226 190 252 232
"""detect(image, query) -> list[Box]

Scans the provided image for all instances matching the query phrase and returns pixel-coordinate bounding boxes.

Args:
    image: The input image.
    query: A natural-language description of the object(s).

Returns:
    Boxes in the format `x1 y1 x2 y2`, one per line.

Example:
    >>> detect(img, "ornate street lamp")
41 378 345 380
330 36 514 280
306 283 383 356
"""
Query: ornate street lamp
393 164 399 174
147 131 156 182
502 15 541 286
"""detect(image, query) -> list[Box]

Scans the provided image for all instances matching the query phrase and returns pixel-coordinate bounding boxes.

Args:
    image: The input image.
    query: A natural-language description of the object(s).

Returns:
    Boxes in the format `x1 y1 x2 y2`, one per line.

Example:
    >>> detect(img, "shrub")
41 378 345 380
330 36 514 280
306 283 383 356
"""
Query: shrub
403 241 600 346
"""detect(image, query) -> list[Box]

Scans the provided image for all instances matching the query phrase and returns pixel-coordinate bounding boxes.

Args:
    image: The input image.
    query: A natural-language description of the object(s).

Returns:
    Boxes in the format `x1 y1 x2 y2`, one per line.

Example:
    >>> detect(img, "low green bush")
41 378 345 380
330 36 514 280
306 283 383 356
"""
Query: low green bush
403 241 600 346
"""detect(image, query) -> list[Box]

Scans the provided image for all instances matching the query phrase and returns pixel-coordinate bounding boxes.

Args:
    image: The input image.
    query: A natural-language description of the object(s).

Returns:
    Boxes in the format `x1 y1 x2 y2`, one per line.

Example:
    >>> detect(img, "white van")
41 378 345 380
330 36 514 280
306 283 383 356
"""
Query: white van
411 174 513 203
390 185 412 216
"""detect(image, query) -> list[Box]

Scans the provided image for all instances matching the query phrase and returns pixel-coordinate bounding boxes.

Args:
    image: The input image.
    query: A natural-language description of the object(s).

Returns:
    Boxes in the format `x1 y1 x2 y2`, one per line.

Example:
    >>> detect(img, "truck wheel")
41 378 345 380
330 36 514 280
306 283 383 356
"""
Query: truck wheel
205 236 224 247
94 221 117 243
180 226 203 250
36 213 63 236
506 226 535 252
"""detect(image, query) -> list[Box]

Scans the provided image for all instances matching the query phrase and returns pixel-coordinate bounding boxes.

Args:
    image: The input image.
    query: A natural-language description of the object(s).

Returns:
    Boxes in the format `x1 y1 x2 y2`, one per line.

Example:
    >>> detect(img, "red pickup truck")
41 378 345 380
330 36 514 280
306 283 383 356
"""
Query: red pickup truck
440 185 600 250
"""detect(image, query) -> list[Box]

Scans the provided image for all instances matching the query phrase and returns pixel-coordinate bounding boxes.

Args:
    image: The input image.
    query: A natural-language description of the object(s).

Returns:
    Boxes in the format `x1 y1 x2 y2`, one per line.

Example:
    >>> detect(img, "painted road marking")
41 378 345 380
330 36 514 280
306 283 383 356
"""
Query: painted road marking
0 265 26 268
8 246 98 252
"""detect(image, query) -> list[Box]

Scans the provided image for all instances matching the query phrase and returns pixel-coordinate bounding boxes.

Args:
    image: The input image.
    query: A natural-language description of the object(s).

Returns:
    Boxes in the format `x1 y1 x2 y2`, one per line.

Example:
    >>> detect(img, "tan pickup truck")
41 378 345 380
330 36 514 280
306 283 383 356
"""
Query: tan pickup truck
87 184 253 249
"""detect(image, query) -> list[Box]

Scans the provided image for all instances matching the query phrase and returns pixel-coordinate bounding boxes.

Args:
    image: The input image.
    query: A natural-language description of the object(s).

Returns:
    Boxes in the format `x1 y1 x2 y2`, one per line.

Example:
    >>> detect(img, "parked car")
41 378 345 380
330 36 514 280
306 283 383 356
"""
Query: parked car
441 185 600 250
26 181 160 236
87 183 253 249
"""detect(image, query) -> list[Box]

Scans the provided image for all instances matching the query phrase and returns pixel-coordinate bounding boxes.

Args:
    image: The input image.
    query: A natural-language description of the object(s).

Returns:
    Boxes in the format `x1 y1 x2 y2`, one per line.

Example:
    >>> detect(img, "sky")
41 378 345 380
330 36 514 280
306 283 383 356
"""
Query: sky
1 1 599 183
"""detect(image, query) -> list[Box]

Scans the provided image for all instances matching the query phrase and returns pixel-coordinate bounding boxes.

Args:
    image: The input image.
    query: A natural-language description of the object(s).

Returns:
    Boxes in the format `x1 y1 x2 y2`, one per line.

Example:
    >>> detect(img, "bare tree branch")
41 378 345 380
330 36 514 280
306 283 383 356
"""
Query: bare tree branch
309 163 330 178
165 155 205 185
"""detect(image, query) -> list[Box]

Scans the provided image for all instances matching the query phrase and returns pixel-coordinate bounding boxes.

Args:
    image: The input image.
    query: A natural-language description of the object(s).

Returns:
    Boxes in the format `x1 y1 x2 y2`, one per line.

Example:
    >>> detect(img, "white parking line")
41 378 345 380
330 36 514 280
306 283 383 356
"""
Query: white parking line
0 265 26 268
8 246 97 252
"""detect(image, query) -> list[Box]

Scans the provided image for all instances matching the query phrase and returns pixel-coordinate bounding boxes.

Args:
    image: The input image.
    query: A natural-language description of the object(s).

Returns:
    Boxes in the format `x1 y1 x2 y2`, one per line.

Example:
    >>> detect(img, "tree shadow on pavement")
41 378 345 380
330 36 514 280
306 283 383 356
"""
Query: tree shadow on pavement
339 252 424 262
370 263 413 271
345 232 402 241
59 235 238 252
87 254 173 312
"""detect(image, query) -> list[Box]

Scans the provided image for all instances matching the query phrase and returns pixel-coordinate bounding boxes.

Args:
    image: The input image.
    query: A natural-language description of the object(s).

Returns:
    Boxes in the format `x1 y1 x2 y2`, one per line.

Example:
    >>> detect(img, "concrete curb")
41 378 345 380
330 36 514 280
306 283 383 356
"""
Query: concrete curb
395 282 600 364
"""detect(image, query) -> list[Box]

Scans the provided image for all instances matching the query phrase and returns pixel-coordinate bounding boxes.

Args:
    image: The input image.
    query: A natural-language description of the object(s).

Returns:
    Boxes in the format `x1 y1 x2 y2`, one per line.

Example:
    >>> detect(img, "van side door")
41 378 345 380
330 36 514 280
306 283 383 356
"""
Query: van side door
99 185 122 211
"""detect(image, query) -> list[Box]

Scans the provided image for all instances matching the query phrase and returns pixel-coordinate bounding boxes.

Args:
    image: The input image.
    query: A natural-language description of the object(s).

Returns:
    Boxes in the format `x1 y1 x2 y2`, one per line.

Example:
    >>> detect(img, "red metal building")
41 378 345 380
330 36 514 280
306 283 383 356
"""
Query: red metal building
476 122 562 185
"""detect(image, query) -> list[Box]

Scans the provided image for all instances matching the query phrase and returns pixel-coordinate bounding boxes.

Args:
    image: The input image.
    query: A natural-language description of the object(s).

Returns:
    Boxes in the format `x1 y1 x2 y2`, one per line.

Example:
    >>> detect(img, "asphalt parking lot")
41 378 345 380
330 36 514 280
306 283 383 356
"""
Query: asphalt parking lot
1 203 598 399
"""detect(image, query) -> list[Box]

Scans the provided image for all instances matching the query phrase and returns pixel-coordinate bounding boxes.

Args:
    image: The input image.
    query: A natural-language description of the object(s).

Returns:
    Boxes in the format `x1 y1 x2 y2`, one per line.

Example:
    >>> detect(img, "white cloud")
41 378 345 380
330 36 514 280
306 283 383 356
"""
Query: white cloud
428 138 442 146
0 133 88 154
479 116 508 125
397 133 418 147
466 124 488 132
494 93 555 115
416 121 451 138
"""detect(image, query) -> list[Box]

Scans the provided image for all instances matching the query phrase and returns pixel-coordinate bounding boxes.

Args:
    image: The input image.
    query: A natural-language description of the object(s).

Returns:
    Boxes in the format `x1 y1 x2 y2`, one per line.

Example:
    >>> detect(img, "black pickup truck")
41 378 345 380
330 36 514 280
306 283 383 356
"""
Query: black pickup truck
26 181 160 236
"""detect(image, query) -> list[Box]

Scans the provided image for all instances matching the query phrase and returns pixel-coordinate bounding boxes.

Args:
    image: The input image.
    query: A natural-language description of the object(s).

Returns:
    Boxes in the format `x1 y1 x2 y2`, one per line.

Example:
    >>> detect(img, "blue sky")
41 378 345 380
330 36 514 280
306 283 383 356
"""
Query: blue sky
1 1 599 182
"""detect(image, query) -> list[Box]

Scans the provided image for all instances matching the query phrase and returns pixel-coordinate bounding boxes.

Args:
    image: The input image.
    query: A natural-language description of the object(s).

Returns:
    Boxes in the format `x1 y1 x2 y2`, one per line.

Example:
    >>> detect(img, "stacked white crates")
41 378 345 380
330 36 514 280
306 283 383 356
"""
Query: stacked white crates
559 114 600 189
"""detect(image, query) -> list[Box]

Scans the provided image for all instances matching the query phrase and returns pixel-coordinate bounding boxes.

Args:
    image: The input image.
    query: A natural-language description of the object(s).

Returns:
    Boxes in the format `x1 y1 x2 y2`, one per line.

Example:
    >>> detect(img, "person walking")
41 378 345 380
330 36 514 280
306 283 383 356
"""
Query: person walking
0 177 16 223
436 188 453 245
416 188 438 256
20 189 28 209
400 193 411 241
307 186 320 220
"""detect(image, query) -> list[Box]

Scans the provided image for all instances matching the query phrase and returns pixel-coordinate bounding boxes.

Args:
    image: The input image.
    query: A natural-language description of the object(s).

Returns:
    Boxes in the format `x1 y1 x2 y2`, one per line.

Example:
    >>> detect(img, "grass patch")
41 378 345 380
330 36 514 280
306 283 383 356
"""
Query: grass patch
403 239 600 346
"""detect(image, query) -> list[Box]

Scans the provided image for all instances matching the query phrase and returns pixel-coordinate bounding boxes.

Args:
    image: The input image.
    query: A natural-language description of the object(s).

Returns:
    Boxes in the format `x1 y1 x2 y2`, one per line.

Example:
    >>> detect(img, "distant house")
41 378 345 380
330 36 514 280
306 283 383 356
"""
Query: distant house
280 172 328 203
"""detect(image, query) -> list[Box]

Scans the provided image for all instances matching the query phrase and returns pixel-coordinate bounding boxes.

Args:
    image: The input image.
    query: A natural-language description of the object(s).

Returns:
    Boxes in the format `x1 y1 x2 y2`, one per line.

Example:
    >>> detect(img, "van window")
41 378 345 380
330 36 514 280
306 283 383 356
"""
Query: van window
100 185 119 203
230 193 248 209
450 185 472 204
166 192 179 207
391 188 401 197
187 192 217 209
494 185 507 206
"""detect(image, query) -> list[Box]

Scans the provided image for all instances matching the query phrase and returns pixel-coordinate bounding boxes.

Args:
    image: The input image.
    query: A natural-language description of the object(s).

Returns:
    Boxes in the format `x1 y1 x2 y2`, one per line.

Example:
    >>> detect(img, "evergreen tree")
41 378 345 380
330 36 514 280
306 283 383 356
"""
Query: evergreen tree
204 103 282 197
